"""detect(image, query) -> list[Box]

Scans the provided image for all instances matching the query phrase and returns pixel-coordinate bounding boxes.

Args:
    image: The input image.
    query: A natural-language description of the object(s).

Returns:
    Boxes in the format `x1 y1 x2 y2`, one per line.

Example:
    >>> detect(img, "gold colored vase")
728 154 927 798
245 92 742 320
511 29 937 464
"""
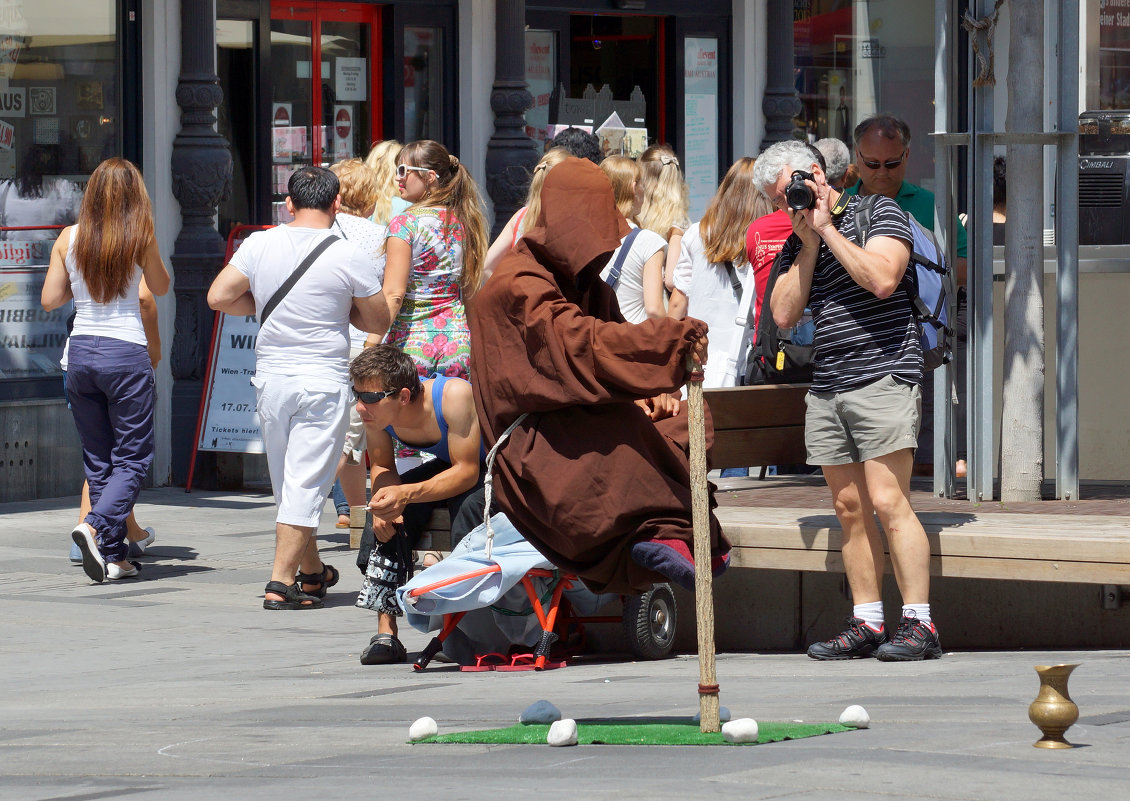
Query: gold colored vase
1028 663 1080 749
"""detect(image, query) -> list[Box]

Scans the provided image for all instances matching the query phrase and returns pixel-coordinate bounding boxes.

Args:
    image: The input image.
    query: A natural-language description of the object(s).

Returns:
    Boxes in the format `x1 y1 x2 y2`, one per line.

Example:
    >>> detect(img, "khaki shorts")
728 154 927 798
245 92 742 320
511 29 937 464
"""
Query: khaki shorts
804 374 921 465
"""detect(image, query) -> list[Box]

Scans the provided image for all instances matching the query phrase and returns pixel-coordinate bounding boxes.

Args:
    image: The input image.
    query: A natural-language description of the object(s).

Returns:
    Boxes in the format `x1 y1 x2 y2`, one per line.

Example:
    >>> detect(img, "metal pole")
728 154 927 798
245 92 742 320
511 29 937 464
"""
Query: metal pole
967 0 996 502
932 0 955 499
1055 0 1080 500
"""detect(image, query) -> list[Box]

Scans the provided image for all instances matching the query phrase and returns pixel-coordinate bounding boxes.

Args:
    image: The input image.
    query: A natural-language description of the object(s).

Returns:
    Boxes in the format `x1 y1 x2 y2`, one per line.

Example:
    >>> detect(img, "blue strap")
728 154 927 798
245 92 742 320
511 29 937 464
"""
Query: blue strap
604 226 644 288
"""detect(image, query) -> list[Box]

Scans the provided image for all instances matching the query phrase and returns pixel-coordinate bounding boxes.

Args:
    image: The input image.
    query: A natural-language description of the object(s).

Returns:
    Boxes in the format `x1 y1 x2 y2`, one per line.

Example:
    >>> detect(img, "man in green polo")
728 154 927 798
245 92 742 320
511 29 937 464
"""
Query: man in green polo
845 114 968 477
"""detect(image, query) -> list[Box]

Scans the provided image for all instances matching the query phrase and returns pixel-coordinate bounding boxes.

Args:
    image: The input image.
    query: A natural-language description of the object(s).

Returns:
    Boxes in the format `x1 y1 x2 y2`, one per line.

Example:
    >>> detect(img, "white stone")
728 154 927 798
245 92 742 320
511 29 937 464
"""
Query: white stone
408 716 438 741
693 706 732 724
519 700 562 725
547 718 578 747
721 718 759 743
839 705 870 729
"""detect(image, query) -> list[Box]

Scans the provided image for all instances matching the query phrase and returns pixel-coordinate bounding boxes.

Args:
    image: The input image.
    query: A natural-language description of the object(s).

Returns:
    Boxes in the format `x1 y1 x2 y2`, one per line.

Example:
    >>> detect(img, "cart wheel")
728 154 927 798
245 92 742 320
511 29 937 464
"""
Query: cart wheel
623 583 677 659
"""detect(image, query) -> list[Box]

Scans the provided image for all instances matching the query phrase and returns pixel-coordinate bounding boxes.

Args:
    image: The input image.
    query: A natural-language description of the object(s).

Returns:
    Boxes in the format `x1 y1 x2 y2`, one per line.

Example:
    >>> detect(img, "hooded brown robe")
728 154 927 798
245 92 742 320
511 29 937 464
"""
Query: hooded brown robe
468 157 729 594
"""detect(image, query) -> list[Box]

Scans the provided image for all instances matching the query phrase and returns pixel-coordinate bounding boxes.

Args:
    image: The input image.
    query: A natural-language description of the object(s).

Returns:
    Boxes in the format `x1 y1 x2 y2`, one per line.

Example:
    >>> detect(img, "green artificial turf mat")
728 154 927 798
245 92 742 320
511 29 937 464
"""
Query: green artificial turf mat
418 719 852 746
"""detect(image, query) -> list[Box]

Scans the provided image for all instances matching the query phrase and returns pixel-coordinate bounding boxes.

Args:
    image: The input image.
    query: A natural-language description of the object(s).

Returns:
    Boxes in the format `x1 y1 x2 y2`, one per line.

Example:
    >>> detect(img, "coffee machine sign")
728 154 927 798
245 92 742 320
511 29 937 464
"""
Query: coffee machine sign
1080 159 1116 170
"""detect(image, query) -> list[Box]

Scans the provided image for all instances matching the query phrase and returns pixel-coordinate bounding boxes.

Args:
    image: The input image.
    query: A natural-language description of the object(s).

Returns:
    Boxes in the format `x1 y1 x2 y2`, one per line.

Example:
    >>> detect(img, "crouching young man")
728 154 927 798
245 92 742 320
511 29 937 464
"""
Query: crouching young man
349 345 483 664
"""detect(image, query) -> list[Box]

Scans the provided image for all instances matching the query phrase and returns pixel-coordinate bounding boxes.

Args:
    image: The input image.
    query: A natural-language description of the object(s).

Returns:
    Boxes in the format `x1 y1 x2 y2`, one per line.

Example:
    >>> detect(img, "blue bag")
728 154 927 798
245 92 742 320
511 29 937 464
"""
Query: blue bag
852 195 955 370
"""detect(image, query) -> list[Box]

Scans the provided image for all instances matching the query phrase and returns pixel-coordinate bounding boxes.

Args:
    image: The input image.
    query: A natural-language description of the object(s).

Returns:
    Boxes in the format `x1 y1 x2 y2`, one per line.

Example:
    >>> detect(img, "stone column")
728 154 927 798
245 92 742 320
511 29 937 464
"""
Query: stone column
170 0 233 485
761 0 802 149
484 0 540 239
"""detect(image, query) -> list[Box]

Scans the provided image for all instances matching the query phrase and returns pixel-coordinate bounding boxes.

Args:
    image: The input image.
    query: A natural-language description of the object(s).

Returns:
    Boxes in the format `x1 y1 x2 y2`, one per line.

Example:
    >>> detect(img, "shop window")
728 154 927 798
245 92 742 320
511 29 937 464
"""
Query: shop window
525 29 557 148
0 1 123 389
1090 2 1130 109
793 1 937 189
270 2 381 224
404 26 444 142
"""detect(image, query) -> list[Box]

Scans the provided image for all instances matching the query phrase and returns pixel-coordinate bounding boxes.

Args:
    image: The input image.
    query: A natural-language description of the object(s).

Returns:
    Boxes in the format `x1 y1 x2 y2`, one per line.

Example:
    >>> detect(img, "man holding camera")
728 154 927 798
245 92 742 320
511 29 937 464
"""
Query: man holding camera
754 140 941 662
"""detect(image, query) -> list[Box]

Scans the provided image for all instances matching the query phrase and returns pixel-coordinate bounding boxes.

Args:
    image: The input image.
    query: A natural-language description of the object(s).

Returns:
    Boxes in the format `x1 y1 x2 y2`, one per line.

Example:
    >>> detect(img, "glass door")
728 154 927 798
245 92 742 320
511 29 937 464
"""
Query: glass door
270 2 381 223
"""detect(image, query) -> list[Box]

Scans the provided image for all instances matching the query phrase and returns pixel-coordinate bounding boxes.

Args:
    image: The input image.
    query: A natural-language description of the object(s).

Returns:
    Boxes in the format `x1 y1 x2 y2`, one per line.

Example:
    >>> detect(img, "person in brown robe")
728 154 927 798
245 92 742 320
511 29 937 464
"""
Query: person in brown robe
467 156 729 595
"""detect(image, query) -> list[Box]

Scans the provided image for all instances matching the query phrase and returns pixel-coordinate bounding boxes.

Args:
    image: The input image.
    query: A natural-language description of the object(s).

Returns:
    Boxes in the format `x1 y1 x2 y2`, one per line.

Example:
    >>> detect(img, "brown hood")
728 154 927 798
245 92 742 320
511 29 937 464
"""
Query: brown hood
521 156 631 285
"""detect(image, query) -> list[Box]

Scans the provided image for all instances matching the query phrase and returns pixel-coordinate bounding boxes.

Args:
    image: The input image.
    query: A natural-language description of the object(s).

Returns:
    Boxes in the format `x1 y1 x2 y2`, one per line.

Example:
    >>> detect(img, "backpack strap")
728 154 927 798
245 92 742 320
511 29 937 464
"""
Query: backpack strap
260 234 339 326
604 226 644 288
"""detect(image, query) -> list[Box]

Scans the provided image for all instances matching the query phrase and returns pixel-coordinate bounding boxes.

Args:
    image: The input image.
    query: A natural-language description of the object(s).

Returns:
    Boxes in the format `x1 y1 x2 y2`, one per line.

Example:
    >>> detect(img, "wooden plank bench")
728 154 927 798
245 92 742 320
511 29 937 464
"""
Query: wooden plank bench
716 505 1130 585
704 384 809 476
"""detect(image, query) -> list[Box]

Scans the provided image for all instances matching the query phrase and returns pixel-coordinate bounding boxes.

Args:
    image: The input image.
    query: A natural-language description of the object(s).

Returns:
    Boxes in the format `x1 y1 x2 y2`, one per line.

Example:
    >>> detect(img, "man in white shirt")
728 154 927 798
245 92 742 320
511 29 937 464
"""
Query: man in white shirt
208 166 389 610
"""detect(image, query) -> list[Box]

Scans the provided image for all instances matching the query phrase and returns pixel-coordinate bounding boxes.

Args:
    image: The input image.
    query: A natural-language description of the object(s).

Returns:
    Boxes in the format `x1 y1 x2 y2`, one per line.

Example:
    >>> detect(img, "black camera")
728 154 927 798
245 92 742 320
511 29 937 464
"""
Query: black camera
785 170 816 211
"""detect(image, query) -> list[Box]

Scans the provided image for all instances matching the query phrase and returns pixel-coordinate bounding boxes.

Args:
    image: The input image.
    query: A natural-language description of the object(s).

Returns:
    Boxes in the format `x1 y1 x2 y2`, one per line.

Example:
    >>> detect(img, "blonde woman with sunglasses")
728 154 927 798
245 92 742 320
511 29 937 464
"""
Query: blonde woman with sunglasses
383 140 488 381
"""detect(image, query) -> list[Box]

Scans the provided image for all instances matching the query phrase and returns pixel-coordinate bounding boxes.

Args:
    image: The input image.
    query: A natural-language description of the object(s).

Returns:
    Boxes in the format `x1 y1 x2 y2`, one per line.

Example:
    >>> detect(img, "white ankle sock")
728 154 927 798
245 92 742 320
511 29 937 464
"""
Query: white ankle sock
902 604 932 625
853 601 885 631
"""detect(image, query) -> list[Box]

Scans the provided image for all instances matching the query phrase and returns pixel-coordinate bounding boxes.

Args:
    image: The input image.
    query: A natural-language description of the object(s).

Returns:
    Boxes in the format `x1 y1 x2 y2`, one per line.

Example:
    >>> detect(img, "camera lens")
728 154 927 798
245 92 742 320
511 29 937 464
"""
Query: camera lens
786 172 816 211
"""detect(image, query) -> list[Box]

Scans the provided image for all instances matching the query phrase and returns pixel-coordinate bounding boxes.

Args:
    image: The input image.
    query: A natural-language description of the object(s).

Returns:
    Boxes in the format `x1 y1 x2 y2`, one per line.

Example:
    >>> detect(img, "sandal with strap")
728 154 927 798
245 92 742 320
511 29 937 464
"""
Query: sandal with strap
360 633 408 665
295 563 340 599
263 580 324 610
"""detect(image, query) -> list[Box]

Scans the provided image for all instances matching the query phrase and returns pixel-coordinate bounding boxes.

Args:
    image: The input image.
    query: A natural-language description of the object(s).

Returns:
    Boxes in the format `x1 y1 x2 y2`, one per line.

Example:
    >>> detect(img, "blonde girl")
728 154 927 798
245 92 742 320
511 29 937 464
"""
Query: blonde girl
635 144 691 292
383 139 488 379
364 139 405 225
482 147 571 278
598 155 667 322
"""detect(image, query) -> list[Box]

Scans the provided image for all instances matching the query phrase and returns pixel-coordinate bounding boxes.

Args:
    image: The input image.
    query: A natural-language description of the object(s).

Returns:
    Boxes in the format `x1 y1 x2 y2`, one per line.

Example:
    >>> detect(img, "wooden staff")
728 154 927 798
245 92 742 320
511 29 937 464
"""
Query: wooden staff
686 354 720 733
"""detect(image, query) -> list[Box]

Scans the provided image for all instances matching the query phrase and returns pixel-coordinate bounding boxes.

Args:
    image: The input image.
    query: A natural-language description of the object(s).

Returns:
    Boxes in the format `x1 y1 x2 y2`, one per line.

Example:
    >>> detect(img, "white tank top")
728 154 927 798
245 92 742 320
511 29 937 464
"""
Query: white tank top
65 225 146 347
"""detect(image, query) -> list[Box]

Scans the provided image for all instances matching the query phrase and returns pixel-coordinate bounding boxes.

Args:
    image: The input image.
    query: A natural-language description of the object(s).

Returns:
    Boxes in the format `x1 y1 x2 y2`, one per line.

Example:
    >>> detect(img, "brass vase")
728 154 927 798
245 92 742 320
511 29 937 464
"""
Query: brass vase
1028 663 1080 749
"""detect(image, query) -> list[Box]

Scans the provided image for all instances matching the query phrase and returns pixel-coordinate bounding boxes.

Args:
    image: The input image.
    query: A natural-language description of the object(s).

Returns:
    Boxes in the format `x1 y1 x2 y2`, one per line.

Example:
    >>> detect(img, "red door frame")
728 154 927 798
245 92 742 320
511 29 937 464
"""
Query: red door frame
270 1 383 164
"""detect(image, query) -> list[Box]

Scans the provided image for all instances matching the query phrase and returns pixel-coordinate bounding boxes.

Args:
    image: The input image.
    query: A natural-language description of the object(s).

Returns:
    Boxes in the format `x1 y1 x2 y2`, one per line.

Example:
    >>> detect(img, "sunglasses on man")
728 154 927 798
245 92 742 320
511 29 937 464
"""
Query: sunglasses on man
857 149 907 170
396 164 431 180
352 386 395 404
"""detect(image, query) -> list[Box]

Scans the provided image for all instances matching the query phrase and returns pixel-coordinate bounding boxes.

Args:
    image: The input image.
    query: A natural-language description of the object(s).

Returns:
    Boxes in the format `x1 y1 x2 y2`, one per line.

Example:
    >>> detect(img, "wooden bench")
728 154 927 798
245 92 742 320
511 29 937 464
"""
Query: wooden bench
704 384 809 476
705 385 1130 586
715 505 1130 585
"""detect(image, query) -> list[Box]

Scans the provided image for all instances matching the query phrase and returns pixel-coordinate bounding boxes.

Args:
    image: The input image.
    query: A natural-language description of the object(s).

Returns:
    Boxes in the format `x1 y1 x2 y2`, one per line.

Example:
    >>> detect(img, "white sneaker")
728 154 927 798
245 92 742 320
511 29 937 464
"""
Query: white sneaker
107 561 140 580
127 527 156 557
71 524 105 583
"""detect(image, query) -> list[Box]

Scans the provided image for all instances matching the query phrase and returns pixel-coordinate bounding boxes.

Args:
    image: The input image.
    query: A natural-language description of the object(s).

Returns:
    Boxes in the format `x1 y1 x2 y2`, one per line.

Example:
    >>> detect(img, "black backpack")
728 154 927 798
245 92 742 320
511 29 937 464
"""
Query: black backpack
744 248 815 385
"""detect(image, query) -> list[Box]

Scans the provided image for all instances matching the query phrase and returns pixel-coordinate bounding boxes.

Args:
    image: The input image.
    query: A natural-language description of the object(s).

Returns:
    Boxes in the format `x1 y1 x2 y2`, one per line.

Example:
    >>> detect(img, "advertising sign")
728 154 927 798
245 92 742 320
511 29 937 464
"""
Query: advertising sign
196 312 263 455
0 239 67 379
333 104 352 160
524 30 555 145
684 37 719 220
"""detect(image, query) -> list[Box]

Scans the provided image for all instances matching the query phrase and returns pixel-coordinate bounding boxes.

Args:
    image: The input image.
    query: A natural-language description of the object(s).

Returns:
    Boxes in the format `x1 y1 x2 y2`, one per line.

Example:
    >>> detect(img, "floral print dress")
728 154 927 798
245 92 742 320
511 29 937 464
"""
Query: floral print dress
385 207 472 380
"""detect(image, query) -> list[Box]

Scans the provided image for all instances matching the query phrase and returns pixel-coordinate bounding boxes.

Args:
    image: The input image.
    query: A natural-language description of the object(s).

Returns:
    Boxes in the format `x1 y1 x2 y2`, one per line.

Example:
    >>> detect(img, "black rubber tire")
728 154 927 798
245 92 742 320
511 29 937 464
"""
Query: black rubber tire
623 583 678 659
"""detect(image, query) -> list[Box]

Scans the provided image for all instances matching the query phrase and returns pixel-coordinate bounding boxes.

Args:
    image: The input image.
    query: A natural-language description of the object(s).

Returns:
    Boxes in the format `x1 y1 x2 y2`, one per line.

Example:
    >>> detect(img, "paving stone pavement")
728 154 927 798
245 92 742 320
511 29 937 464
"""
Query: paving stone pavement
2 487 1128 801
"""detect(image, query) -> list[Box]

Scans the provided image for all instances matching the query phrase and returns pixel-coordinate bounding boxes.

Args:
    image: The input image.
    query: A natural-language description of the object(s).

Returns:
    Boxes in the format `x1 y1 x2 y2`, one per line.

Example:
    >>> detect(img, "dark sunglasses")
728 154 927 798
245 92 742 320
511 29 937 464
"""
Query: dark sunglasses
857 149 907 170
352 386 394 404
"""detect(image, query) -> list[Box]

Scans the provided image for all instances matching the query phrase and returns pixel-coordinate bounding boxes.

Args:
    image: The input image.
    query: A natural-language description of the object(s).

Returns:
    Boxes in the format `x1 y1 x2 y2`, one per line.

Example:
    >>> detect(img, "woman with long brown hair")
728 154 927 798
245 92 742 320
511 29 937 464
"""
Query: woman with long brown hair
383 139 487 380
41 157 170 584
668 156 769 387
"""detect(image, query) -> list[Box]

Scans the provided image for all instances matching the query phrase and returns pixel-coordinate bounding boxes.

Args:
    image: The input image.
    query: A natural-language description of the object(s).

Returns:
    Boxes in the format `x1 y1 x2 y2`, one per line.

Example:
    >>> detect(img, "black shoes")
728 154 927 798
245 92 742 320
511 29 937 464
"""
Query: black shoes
875 615 942 661
807 617 887 660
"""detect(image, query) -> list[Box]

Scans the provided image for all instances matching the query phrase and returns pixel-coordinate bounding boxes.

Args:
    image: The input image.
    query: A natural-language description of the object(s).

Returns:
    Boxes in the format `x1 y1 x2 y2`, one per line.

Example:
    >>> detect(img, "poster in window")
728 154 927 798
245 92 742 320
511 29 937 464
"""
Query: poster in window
335 57 366 102
684 37 719 221
76 81 103 111
0 243 69 380
29 87 55 115
525 31 555 145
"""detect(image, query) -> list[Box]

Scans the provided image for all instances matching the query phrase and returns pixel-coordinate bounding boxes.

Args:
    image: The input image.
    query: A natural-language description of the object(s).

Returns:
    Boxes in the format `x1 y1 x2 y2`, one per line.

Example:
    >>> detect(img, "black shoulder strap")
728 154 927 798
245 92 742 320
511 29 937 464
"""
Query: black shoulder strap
605 226 644 288
260 234 339 326
721 260 743 303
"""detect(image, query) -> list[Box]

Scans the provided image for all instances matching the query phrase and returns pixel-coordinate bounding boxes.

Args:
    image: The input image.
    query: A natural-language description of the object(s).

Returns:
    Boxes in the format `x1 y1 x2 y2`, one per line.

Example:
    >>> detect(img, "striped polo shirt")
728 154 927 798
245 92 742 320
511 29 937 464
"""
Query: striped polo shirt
777 193 919 394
